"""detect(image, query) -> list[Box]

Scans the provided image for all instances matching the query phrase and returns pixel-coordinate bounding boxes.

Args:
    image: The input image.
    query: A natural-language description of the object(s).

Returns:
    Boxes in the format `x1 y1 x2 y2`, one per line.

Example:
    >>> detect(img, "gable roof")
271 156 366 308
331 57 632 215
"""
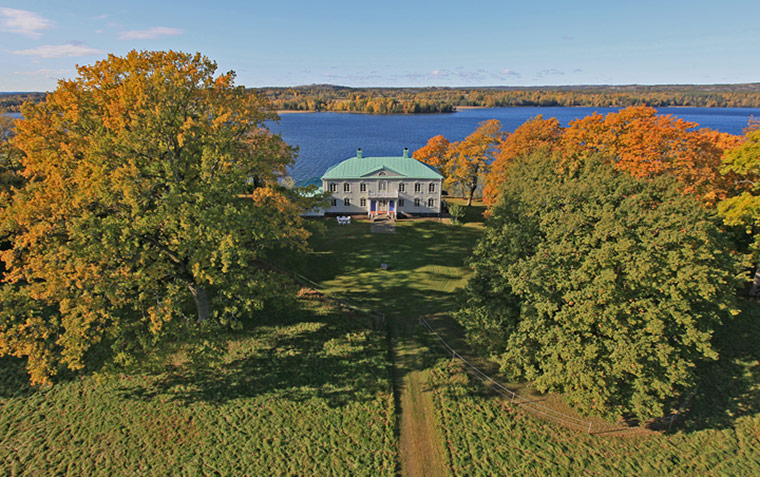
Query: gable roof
321 154 443 180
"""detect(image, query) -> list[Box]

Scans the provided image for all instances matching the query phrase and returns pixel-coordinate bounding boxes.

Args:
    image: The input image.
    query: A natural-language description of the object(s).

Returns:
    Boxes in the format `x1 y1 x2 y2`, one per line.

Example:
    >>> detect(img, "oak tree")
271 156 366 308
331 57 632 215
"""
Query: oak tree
457 152 737 421
0 51 311 383
445 120 504 205
482 115 562 206
718 121 760 296
562 106 742 205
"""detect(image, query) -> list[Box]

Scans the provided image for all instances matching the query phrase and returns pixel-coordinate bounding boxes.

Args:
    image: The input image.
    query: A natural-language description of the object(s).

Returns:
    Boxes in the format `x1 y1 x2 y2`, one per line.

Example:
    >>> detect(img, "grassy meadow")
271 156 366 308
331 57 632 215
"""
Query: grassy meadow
425 301 760 475
0 293 396 475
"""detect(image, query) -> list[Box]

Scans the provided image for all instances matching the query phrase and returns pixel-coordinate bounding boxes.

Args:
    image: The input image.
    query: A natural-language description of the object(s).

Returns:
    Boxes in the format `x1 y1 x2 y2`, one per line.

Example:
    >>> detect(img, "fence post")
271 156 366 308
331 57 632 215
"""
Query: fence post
587 422 592 434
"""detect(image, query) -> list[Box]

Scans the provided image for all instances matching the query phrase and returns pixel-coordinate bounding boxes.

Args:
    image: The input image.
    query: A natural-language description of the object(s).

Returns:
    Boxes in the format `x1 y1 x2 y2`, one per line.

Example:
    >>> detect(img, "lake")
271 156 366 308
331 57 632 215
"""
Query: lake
269 107 760 183
8 107 760 183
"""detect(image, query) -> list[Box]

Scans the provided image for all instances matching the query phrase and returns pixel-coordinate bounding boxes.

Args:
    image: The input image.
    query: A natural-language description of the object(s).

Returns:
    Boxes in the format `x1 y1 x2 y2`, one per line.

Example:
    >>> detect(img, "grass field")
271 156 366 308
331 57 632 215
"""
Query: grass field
0 293 396 475
425 303 760 475
280 201 486 319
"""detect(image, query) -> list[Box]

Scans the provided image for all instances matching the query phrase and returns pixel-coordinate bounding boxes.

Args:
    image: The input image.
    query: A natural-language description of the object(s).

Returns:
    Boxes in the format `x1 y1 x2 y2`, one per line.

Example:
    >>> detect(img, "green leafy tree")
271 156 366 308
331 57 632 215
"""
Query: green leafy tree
456 152 738 421
447 203 465 225
718 122 760 297
0 51 312 384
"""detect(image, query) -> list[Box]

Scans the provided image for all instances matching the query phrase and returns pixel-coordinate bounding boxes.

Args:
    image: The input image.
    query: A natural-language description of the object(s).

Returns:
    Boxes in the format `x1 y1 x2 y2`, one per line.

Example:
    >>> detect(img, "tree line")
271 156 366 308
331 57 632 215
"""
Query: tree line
6 84 760 114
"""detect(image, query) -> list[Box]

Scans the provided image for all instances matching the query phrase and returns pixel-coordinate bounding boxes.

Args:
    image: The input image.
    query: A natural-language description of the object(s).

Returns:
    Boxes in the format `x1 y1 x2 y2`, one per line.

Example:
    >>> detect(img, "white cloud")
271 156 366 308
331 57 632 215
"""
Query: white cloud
501 69 520 76
11 43 103 59
0 8 53 38
13 68 69 79
118 26 182 40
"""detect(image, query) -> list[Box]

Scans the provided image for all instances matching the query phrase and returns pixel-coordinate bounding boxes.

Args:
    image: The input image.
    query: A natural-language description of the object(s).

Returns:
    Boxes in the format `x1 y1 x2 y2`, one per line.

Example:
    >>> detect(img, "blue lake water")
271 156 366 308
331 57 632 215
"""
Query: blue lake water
9 108 760 183
268 107 760 182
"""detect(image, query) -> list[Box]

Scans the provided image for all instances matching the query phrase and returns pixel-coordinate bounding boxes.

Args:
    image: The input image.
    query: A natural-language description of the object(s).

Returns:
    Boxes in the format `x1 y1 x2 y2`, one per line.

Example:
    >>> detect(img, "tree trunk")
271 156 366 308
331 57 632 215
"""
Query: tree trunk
749 263 760 299
467 185 476 206
188 283 210 322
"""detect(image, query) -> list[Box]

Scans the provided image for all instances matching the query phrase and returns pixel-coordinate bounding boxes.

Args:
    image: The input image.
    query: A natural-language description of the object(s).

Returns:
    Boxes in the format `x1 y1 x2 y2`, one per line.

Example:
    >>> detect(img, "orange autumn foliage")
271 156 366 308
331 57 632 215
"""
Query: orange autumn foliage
561 106 743 205
413 134 450 172
483 115 562 206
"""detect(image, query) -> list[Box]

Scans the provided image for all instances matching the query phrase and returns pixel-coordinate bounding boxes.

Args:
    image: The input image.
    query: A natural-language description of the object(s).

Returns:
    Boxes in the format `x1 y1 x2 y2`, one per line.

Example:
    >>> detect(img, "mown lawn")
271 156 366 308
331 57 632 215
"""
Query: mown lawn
280 203 485 319
0 294 396 475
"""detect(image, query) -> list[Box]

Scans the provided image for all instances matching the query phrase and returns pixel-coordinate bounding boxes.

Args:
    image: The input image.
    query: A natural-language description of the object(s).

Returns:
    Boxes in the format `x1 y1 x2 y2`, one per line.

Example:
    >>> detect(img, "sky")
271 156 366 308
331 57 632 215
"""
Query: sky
1 0 759 91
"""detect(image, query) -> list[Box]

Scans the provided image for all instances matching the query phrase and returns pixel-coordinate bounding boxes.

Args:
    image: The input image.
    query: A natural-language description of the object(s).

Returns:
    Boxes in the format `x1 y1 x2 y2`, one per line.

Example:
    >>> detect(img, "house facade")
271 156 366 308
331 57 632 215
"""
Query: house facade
321 148 444 218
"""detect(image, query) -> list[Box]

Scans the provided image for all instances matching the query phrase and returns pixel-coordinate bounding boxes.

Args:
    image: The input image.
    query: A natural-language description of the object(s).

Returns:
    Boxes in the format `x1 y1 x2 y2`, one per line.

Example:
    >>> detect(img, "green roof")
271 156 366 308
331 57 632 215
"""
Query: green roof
321 154 443 180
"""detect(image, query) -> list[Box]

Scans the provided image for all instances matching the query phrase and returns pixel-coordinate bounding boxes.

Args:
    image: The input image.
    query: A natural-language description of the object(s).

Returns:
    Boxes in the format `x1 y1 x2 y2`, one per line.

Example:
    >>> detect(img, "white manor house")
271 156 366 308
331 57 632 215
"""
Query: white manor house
321 148 443 219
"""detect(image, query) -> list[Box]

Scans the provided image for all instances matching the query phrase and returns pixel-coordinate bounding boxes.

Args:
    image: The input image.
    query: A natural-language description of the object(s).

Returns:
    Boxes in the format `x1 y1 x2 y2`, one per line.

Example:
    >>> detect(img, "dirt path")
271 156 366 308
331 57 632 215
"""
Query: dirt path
391 318 450 477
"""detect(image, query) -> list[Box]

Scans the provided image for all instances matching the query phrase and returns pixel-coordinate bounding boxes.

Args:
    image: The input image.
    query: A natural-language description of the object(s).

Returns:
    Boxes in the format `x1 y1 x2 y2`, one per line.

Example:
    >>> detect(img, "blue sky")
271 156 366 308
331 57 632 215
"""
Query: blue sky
1 0 759 91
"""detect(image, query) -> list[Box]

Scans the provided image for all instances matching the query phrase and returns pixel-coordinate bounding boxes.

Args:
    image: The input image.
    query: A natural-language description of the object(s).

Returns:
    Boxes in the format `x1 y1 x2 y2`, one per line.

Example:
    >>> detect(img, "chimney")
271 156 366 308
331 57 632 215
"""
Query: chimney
403 147 409 158
357 148 363 159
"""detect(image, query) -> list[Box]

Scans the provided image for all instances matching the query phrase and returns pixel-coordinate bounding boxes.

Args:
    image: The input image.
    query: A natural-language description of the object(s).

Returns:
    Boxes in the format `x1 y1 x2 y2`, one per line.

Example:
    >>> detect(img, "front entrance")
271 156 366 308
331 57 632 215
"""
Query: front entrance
368 199 396 220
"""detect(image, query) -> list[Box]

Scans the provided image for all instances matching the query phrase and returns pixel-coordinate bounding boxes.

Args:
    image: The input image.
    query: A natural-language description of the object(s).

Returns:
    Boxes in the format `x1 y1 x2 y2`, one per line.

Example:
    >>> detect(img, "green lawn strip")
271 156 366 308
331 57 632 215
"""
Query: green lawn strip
0 296 396 475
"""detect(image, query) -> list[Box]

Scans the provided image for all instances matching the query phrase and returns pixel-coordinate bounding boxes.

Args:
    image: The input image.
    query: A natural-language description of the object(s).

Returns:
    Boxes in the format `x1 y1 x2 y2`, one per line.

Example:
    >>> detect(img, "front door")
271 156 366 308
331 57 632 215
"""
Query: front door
379 200 387 213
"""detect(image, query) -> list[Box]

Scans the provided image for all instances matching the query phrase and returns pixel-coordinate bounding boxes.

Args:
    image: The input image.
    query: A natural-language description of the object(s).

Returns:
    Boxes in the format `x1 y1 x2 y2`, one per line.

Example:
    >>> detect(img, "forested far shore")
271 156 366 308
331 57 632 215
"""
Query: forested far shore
4 84 760 113
258 84 760 113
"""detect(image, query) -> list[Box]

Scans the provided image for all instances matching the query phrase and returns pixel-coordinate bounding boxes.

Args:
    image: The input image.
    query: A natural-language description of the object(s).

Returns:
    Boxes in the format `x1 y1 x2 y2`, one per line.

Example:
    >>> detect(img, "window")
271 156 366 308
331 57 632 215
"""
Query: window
414 183 421 193
360 183 366 192
360 198 366 207
398 199 405 207
379 181 387 191
428 198 435 207
329 183 337 192
428 183 436 193
414 198 420 207
344 198 351 206
331 199 337 206
378 171 387 176
398 183 405 192
344 183 350 192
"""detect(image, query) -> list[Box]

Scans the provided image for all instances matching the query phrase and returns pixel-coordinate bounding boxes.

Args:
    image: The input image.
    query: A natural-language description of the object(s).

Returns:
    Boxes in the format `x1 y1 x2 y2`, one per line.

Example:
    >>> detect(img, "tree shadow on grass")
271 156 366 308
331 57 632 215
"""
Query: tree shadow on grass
116 298 393 409
0 356 37 399
285 220 481 319
681 300 760 432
